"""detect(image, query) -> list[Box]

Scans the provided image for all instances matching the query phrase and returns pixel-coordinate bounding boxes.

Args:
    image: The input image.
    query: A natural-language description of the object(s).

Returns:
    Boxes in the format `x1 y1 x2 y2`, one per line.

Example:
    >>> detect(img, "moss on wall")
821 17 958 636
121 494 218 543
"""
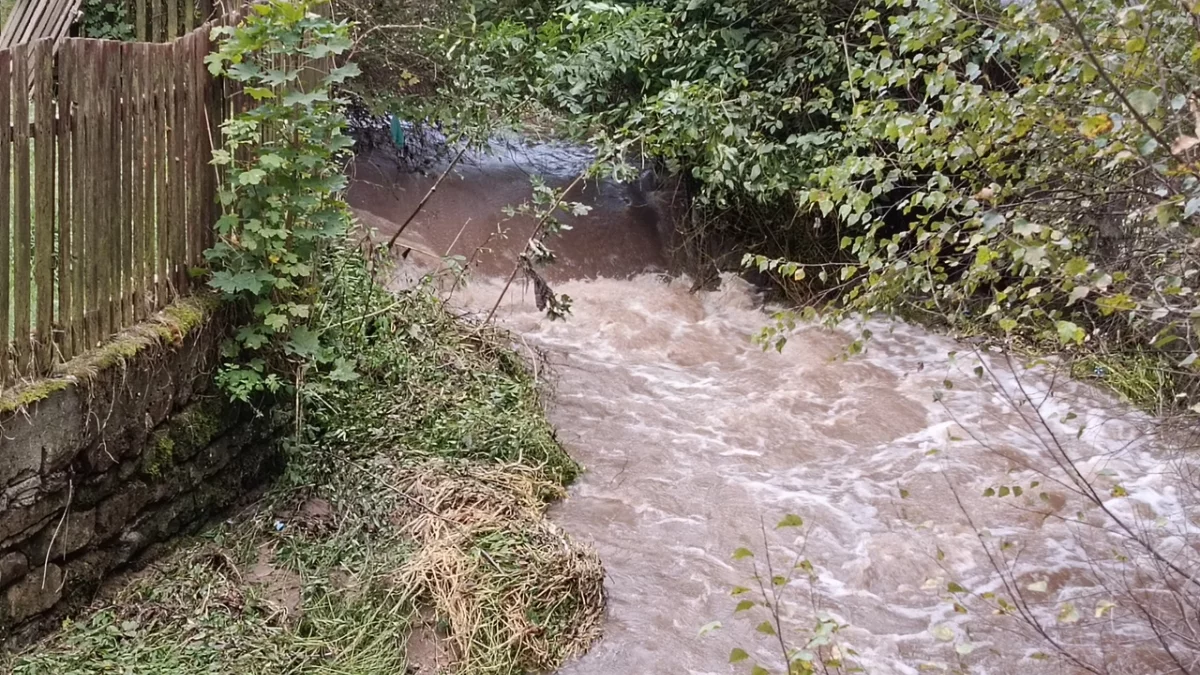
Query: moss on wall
0 296 221 417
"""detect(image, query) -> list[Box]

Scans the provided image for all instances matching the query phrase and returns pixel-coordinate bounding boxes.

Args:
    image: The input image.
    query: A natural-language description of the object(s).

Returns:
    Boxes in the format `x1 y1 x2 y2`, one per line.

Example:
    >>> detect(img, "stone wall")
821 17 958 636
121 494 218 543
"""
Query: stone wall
0 298 280 642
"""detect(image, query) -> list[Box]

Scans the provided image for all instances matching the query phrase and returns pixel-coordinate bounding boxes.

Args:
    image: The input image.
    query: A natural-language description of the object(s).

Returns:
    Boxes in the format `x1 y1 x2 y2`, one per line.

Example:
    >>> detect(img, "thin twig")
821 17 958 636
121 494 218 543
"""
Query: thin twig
483 173 586 324
385 142 471 251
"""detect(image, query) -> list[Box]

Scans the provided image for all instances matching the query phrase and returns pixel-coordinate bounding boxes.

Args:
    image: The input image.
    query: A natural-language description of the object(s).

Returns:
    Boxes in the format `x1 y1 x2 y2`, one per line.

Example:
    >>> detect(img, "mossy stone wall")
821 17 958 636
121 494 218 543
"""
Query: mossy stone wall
0 297 280 644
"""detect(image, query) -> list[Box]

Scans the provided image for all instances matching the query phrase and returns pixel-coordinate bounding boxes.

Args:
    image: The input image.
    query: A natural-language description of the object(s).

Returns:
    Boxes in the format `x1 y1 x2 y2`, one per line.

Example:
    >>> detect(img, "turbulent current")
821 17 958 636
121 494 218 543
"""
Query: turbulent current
349 139 1196 674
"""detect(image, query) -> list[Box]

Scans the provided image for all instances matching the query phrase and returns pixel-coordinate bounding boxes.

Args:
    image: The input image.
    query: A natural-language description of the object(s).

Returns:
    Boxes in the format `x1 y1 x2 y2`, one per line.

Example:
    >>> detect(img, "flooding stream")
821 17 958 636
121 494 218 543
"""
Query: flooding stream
349 140 1196 674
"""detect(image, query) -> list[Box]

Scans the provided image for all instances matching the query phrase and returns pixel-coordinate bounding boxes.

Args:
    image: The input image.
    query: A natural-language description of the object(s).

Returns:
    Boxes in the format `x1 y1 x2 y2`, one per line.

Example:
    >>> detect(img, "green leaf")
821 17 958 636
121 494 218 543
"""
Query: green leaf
287 327 323 359
258 153 286 169
729 648 750 663
755 621 776 636
698 621 722 637
330 357 360 382
1057 602 1080 624
732 547 754 560
734 600 755 613
323 62 362 85
1080 114 1114 139
244 86 275 101
776 514 804 529
238 169 267 186
1127 89 1160 116
264 313 289 331
1055 320 1084 345
1096 294 1137 315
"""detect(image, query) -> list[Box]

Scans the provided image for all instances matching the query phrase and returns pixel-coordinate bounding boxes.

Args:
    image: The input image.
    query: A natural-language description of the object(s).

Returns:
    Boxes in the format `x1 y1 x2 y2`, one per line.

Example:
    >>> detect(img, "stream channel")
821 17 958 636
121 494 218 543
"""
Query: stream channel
348 138 1194 675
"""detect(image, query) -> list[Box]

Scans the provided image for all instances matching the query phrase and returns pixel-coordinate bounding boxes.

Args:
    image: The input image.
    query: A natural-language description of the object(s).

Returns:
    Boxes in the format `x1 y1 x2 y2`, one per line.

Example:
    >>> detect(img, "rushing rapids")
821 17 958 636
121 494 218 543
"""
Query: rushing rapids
348 138 1195 675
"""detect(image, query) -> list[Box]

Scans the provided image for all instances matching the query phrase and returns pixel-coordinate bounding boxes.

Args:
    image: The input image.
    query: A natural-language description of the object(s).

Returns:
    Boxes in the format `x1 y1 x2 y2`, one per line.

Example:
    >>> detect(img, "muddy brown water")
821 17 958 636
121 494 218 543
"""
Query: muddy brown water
349 141 1194 674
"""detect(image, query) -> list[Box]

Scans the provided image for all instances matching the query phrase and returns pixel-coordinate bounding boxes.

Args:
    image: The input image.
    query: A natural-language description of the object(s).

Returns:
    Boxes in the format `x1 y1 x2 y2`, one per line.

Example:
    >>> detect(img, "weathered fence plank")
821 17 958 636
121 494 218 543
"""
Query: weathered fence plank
12 42 32 375
0 50 11 378
153 42 168 305
31 40 53 371
57 40 73 360
68 39 85 355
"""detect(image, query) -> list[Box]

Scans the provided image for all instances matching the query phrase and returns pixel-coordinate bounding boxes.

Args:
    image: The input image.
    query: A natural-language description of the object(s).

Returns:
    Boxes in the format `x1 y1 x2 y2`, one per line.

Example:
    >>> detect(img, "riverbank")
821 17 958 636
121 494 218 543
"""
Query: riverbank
4 280 603 674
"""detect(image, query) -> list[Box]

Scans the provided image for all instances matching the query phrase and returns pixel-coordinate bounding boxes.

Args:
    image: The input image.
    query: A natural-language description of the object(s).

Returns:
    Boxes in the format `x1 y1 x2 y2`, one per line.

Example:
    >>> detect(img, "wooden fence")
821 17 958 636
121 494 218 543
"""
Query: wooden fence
0 3 333 388
0 25 220 386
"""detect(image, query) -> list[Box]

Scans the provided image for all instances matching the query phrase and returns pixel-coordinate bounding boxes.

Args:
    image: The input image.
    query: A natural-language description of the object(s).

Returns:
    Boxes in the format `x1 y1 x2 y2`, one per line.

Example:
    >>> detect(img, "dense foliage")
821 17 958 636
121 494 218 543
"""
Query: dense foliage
428 0 1200 408
204 0 360 400
78 0 135 40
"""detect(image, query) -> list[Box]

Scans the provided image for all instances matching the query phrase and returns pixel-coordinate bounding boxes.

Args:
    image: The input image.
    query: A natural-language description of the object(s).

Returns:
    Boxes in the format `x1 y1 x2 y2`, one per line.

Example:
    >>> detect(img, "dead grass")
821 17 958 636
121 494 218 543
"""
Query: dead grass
392 460 604 674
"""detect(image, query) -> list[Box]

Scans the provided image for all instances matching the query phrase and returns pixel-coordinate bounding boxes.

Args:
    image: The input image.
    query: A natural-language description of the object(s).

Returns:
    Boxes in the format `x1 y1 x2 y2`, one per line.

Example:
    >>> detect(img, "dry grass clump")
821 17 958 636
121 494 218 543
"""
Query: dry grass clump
392 460 604 674
381 458 600 667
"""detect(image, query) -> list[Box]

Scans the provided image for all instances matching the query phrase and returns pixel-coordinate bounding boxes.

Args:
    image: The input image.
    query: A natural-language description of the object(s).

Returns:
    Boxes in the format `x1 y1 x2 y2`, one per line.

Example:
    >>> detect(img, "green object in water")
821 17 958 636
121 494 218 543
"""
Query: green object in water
390 116 405 149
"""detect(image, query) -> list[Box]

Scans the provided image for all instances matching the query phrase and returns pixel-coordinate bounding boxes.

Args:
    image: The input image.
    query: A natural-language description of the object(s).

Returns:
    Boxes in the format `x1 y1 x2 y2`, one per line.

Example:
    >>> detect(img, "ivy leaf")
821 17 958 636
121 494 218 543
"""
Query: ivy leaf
732 548 754 560
755 621 776 636
734 600 755 613
729 648 750 663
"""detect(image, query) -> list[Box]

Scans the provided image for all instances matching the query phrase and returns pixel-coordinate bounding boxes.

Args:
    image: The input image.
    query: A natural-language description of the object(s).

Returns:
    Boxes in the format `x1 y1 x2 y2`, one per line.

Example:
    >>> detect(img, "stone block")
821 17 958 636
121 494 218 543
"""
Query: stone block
26 509 96 562
4 564 63 624
4 475 41 509
95 481 151 541
28 390 87 475
0 487 65 543
0 552 29 587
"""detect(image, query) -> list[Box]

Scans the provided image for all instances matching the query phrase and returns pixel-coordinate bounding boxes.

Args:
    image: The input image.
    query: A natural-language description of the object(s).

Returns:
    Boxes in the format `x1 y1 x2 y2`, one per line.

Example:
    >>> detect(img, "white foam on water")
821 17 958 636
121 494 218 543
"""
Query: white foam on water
447 273 1198 675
